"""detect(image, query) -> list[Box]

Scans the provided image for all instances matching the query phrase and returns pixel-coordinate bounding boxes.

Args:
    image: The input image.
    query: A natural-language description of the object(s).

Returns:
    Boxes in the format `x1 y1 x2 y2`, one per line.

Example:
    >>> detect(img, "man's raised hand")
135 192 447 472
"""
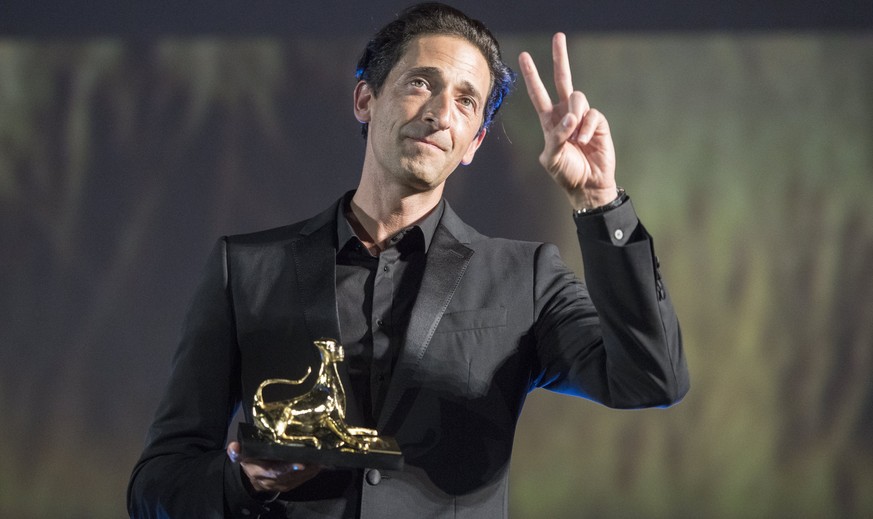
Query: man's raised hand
519 33 618 210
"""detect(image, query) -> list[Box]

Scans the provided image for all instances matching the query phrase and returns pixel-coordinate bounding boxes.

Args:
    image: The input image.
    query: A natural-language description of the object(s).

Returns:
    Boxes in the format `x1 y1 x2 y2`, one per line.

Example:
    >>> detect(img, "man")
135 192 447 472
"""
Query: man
128 3 689 518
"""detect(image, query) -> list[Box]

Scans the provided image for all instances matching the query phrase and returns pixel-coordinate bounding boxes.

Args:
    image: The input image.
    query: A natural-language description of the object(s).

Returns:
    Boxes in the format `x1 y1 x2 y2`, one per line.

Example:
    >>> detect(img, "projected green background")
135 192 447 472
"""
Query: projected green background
1 34 871 518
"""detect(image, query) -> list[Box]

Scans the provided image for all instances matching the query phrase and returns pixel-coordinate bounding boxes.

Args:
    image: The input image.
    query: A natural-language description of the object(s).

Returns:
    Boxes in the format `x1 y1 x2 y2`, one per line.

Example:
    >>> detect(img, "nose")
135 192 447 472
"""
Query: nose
423 91 452 130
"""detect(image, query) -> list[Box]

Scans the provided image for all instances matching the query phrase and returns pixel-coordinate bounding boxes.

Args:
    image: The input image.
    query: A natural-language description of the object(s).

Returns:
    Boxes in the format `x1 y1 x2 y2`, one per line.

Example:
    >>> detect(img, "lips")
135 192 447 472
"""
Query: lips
406 135 447 151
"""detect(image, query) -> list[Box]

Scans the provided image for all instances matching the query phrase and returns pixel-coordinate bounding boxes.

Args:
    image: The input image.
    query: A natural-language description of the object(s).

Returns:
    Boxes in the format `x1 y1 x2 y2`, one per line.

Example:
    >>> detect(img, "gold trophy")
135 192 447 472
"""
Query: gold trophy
238 339 404 470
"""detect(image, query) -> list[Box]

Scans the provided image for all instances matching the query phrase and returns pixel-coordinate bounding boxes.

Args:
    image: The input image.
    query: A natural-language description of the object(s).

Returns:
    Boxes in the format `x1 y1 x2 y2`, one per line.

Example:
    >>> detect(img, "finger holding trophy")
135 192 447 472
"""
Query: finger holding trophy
226 440 322 494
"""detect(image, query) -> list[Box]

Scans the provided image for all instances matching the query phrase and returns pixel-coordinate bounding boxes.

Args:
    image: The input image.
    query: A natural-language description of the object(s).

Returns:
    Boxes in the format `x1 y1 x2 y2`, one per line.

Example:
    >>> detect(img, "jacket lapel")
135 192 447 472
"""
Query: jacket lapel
292 201 342 344
377 209 474 429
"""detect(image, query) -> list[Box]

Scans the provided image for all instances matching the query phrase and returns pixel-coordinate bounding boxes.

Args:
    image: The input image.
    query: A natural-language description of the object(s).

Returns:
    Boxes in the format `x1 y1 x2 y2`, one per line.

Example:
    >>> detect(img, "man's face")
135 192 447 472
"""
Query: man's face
354 34 491 194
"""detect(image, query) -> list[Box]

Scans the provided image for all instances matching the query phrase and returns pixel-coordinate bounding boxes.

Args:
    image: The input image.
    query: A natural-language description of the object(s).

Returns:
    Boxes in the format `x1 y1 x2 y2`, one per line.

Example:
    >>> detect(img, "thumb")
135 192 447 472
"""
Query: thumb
541 113 576 171
551 113 578 148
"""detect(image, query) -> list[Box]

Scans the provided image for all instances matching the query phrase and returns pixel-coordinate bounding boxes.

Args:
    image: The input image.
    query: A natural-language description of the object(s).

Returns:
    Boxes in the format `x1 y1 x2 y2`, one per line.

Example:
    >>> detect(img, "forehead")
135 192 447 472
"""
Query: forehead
393 34 491 94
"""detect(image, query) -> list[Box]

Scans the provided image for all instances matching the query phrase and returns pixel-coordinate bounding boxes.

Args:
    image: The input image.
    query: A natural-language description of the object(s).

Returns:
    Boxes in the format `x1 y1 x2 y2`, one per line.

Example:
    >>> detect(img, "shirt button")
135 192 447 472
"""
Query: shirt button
614 229 624 241
377 319 384 327
383 265 389 272
366 469 382 485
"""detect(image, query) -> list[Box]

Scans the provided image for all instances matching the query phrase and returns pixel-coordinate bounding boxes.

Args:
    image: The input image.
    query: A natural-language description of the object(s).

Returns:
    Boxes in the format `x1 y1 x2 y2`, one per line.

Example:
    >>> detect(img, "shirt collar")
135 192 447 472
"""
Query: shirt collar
336 191 444 254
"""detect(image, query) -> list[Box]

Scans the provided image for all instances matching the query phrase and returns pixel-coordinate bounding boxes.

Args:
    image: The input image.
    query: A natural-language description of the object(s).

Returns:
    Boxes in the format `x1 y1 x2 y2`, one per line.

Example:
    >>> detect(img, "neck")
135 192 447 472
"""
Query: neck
349 181 442 254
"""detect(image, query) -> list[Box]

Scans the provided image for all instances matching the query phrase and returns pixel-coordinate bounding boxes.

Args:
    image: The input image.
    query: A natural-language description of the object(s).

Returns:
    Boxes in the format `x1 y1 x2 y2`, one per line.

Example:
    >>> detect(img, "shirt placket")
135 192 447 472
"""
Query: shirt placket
370 233 403 416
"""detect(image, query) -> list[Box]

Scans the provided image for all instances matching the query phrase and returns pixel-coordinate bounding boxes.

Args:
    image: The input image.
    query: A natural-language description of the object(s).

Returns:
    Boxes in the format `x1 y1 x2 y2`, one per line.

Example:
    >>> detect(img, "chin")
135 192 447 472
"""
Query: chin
399 164 450 190
404 177 442 193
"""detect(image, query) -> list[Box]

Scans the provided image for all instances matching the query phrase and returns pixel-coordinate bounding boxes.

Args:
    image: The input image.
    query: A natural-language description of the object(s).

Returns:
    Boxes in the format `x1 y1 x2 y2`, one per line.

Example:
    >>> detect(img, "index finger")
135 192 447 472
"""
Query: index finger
518 51 553 119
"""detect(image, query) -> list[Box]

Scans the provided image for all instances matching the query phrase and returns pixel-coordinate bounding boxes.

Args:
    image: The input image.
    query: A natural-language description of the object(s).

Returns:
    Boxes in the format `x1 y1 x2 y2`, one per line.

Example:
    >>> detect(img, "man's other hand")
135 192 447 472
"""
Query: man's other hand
226 441 322 494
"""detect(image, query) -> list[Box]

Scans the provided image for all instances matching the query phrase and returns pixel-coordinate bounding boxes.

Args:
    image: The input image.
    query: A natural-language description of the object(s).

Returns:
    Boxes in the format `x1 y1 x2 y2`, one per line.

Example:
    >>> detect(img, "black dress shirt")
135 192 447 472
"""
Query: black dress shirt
334 194 444 428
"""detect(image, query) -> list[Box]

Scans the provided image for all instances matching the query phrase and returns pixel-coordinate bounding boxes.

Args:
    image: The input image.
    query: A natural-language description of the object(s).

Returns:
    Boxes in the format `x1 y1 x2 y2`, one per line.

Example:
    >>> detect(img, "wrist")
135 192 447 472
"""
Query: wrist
573 187 626 216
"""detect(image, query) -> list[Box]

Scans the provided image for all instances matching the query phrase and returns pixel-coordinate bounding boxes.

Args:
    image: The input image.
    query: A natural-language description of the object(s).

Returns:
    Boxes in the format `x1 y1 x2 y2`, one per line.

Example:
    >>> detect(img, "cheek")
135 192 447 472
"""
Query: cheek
457 125 480 148
370 115 396 148
392 96 420 116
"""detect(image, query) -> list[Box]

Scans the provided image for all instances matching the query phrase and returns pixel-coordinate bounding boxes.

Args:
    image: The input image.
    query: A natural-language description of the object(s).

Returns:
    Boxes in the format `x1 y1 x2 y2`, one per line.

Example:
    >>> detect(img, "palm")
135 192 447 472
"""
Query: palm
544 106 614 188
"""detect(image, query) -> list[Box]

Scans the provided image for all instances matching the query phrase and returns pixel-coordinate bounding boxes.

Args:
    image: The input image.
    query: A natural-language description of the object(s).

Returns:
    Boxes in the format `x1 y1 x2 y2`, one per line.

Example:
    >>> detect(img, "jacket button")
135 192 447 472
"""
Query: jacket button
366 469 382 485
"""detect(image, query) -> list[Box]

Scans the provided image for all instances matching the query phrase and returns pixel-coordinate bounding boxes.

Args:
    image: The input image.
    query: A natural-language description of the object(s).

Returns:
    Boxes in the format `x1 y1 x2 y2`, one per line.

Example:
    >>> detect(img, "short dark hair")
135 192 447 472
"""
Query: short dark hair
355 2 515 137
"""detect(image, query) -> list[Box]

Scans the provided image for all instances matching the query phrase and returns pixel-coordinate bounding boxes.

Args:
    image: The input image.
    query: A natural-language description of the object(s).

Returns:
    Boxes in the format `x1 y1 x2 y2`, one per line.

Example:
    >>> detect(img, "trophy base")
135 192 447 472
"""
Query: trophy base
237 423 404 471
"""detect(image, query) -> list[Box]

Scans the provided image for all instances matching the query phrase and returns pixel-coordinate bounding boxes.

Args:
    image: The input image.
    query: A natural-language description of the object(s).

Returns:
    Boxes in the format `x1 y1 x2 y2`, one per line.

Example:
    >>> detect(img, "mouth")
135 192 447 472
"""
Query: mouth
408 137 446 151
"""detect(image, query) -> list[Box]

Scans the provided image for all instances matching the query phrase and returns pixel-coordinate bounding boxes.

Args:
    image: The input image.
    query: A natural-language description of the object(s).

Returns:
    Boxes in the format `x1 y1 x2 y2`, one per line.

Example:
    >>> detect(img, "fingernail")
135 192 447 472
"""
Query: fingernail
561 114 573 128
228 451 239 463
291 463 305 471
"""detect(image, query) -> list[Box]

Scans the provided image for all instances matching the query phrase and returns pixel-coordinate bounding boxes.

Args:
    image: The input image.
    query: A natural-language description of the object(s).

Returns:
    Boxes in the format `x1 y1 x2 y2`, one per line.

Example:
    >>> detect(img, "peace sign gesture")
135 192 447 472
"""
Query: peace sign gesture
519 33 618 211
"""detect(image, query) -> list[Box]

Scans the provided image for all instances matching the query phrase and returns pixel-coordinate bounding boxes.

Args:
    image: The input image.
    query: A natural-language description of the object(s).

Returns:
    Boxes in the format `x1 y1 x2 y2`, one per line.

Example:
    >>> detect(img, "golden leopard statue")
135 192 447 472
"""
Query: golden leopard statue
252 338 381 452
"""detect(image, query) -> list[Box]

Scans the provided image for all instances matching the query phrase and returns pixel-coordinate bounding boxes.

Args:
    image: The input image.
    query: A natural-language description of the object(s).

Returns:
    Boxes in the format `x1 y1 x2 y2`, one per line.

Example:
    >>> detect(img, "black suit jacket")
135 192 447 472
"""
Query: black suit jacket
128 196 689 518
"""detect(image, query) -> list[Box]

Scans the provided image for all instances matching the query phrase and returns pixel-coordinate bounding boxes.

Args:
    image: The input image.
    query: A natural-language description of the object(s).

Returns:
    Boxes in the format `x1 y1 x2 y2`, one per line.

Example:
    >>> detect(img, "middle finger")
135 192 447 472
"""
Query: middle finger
552 33 573 101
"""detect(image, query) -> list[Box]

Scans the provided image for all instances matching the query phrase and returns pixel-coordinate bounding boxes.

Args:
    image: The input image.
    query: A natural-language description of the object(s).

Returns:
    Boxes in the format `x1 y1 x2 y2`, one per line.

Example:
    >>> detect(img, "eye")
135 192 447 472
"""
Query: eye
410 78 428 88
458 96 476 110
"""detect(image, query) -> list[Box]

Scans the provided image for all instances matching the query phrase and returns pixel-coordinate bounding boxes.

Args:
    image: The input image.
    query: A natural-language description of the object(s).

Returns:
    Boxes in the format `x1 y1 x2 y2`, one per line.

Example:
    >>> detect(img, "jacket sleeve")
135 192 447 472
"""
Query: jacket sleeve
127 238 275 518
531 198 689 408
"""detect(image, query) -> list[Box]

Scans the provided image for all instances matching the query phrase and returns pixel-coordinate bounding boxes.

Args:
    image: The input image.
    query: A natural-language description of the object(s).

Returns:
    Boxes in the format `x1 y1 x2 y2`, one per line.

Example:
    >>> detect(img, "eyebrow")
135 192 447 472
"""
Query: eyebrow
405 66 485 105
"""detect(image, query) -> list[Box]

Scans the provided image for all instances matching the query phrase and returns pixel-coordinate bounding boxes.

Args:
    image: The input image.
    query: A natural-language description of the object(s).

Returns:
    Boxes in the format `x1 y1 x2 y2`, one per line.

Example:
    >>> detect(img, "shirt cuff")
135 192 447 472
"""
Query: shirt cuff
573 196 640 246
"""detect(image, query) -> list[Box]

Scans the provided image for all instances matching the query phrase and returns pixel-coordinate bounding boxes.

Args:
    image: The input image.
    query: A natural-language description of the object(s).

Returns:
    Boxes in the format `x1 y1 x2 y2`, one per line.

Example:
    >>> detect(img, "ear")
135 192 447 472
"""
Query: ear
353 81 373 123
461 128 487 166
